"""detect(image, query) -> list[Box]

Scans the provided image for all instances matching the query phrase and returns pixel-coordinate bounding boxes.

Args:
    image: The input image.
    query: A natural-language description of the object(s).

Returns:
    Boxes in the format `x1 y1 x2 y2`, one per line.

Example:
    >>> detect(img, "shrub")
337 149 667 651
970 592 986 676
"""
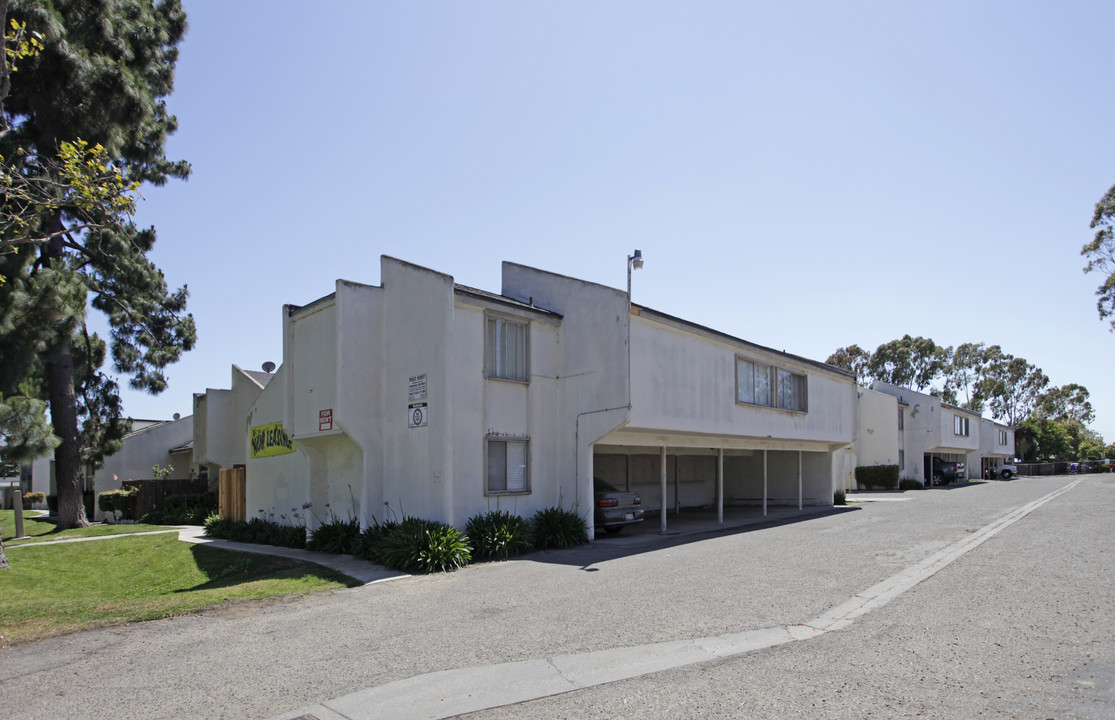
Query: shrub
202 514 306 549
854 464 900 490
97 488 138 521
466 510 533 562
22 491 45 508
530 506 587 550
898 478 924 490
352 518 400 563
376 517 471 573
203 513 230 537
307 516 361 554
833 490 846 506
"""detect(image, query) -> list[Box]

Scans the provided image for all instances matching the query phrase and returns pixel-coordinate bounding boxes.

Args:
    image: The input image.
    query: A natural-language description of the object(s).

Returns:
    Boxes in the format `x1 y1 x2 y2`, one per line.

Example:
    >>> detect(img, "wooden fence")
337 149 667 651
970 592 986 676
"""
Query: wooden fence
121 478 210 519
219 467 246 522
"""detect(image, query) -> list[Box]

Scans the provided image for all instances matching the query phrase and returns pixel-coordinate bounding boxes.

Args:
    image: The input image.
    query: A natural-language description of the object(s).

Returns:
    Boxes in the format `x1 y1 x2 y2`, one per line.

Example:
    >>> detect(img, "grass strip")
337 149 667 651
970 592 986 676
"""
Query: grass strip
2 509 172 545
0 533 356 647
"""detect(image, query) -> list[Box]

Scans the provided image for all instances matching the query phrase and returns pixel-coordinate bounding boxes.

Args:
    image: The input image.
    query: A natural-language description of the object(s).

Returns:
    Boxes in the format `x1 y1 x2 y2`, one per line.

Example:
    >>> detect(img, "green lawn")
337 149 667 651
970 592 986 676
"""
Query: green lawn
0 532 357 647
1 509 172 545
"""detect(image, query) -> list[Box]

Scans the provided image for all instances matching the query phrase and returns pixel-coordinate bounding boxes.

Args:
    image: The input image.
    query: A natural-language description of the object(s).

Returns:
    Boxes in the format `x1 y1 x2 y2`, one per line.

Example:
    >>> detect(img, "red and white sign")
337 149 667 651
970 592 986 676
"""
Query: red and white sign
319 408 333 432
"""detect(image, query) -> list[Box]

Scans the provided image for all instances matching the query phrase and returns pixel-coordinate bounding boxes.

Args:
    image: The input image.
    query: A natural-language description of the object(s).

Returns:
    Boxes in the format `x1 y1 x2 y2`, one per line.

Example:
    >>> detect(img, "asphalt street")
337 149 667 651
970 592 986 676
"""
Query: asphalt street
2 474 1111 719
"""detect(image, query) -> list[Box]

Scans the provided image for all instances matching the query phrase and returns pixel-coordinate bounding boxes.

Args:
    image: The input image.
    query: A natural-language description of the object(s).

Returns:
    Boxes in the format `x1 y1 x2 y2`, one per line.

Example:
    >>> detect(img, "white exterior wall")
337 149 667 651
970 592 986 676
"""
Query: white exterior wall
193 366 269 473
500 262 631 521
93 417 193 520
968 419 1015 471
939 405 981 454
855 387 901 469
627 315 856 445
246 364 310 523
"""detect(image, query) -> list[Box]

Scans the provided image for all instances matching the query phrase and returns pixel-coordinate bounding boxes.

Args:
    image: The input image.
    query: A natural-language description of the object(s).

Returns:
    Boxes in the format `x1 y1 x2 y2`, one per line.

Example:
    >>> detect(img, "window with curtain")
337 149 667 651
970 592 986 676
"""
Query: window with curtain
737 356 806 412
487 316 528 381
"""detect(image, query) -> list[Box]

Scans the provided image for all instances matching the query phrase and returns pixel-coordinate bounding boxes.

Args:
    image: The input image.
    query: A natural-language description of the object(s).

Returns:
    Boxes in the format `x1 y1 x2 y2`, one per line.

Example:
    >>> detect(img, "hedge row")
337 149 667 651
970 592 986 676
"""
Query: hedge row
854 464 900 490
203 506 589 574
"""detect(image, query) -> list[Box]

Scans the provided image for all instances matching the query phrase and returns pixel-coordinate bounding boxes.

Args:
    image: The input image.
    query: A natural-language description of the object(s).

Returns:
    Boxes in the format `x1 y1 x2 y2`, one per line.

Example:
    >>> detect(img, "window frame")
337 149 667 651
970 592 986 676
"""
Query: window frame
736 355 807 412
485 436 530 495
485 313 530 383
953 414 970 437
998 429 1008 445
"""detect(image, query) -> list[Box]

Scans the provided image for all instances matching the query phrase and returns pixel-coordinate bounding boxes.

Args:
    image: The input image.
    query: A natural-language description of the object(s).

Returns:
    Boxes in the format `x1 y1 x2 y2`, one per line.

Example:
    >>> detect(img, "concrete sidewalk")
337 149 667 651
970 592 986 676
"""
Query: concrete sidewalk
174 526 407 585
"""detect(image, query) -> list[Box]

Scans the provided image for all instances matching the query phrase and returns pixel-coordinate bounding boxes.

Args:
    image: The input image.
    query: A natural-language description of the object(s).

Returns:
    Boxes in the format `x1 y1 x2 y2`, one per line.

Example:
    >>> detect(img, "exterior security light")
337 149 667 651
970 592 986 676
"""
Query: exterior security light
631 249 643 271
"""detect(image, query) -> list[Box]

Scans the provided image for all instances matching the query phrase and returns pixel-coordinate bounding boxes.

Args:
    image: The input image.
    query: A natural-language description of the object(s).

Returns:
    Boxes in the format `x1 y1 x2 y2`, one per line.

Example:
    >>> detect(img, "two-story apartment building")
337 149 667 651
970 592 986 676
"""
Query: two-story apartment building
244 256 859 538
857 382 1014 485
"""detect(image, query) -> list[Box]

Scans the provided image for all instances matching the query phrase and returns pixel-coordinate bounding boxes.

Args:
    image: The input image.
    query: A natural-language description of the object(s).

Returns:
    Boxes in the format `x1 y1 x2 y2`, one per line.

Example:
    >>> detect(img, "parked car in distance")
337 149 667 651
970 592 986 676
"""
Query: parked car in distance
594 478 644 533
986 463 1019 480
931 458 966 485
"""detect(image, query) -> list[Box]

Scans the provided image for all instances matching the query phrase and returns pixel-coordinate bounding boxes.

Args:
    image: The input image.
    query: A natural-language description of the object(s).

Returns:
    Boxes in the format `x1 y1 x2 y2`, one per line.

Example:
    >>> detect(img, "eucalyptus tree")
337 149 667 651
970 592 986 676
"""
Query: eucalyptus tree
825 344 873 385
868 335 949 392
977 348 1049 427
1084 183 1115 331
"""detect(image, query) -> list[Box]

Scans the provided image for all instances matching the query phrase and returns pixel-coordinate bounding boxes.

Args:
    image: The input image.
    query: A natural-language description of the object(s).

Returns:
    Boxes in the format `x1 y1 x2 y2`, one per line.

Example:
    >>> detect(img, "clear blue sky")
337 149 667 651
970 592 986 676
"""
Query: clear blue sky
108 0 1115 443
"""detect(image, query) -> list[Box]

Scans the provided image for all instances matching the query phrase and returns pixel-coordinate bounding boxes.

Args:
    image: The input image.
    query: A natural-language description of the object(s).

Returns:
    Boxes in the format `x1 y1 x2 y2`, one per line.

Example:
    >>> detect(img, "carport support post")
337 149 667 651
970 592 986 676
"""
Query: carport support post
763 450 768 517
798 451 803 511
660 445 667 534
717 448 724 524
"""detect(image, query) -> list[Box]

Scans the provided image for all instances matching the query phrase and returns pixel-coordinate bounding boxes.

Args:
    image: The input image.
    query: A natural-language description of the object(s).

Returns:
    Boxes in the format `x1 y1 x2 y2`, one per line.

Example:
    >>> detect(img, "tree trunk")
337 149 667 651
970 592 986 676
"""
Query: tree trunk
0 536 8 570
48 349 87 528
42 216 89 529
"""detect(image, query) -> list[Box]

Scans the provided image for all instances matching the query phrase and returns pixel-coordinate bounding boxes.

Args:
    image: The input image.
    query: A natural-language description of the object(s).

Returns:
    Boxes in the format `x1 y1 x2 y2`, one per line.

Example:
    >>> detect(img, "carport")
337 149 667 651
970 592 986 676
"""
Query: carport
592 435 838 536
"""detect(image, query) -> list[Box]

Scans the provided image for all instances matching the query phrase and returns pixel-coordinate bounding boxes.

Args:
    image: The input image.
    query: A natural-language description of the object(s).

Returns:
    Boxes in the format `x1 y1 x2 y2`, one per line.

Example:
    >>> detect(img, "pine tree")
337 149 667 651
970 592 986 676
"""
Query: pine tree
0 0 194 528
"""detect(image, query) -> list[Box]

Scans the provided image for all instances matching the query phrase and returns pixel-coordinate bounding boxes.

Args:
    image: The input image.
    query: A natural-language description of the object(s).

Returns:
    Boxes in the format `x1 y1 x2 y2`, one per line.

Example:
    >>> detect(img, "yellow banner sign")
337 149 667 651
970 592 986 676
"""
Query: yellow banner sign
250 421 296 458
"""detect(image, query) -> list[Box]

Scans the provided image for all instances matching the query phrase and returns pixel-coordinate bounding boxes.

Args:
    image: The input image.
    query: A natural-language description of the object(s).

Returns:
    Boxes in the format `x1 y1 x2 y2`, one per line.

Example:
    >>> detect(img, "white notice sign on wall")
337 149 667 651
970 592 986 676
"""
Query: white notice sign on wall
408 403 428 428
408 373 428 402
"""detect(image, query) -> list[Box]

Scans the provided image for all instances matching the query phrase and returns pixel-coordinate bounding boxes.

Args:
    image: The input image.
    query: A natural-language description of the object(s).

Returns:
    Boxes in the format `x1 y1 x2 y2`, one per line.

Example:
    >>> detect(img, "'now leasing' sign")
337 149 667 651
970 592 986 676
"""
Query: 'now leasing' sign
250 421 296 458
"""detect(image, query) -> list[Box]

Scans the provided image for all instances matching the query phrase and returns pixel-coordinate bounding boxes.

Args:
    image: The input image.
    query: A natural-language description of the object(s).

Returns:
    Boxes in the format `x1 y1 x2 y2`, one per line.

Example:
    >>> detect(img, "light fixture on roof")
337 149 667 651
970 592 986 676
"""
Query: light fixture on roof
262 361 276 373
630 248 643 271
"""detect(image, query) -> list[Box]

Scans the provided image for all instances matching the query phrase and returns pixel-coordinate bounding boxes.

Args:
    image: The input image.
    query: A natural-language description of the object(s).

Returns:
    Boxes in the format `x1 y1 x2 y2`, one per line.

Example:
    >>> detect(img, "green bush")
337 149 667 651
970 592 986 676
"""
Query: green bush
307 516 361 554
97 488 138 520
376 517 471 573
203 513 230 537
202 514 306 549
530 506 587 550
466 510 533 561
22 491 45 508
854 464 900 490
352 518 400 563
833 490 846 505
898 478 924 490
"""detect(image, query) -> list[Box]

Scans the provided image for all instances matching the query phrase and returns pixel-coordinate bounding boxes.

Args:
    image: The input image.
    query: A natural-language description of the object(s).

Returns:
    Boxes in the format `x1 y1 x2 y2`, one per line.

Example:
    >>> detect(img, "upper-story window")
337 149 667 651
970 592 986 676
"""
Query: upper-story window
897 407 904 430
998 429 1008 445
737 356 807 412
954 415 970 437
487 315 528 382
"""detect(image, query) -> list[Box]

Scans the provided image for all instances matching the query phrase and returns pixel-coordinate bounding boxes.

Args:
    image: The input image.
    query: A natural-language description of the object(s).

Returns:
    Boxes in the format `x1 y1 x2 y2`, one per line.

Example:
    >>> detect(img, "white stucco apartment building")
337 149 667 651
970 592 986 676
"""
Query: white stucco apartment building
855 382 1014 485
245 256 859 537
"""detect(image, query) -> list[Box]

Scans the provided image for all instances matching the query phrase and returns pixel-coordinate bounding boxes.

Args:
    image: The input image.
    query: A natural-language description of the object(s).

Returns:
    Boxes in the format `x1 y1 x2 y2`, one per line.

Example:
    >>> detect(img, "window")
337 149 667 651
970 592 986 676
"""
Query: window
954 415 970 437
737 356 806 411
486 316 528 381
487 438 529 494
899 449 905 469
897 408 904 430
998 430 1008 445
